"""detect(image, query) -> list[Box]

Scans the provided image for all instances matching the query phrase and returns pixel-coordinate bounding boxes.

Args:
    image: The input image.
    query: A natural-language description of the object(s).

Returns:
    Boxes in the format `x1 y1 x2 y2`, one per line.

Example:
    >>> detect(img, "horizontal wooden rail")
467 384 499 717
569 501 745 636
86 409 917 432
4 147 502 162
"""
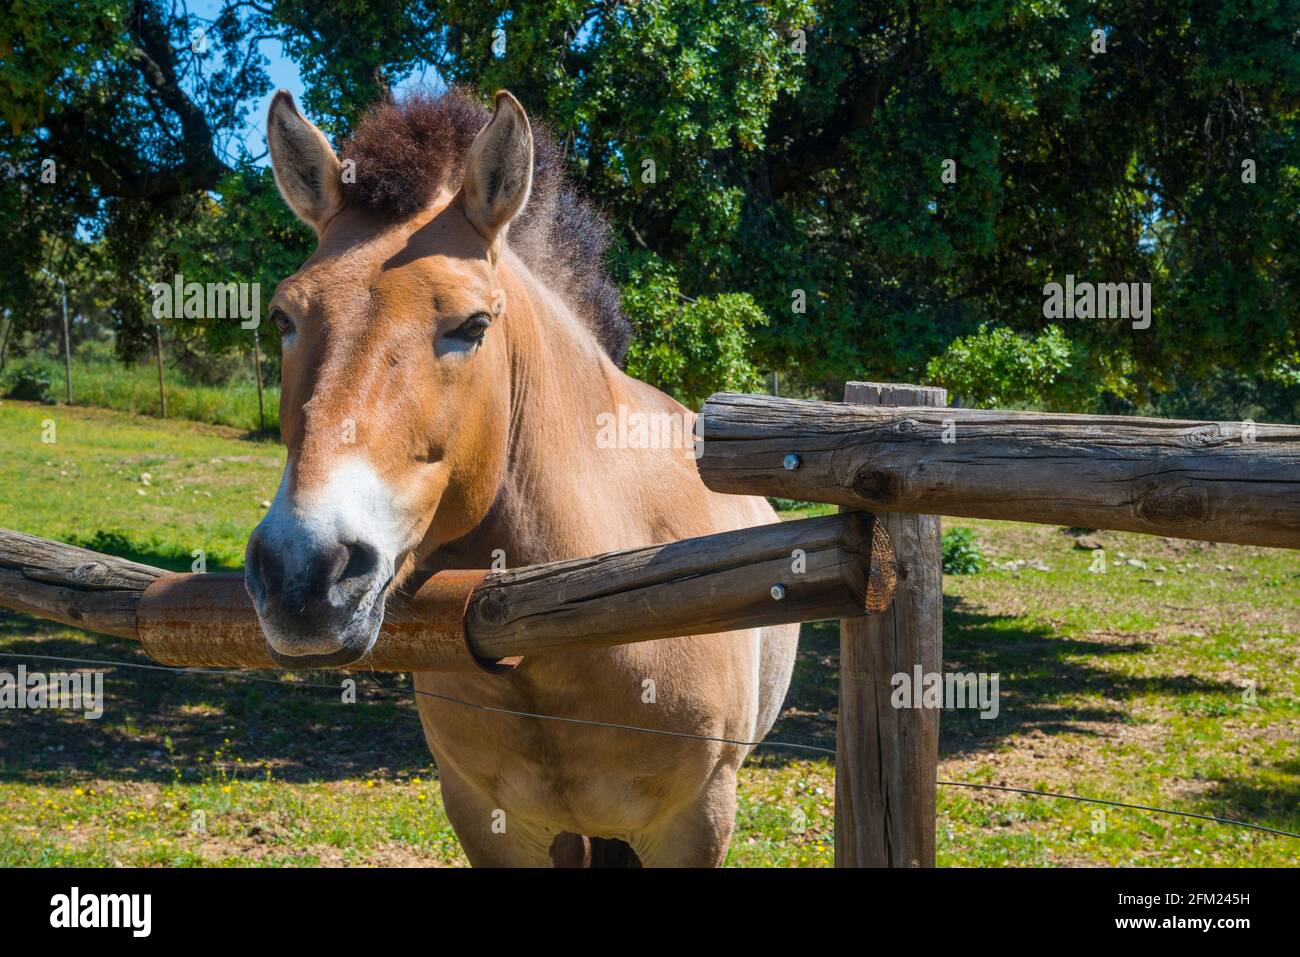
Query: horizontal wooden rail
0 513 896 671
697 392 1300 550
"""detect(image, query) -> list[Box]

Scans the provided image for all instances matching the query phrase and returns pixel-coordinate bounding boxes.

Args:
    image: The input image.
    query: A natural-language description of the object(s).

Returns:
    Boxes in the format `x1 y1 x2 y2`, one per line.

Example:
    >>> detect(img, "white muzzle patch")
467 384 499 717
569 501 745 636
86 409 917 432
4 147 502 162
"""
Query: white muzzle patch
253 456 408 655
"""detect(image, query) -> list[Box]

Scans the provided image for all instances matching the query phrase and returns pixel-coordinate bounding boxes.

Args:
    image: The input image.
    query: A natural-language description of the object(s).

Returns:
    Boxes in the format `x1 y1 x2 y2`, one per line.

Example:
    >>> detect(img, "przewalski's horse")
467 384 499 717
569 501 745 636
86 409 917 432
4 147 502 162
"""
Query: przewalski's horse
245 87 797 866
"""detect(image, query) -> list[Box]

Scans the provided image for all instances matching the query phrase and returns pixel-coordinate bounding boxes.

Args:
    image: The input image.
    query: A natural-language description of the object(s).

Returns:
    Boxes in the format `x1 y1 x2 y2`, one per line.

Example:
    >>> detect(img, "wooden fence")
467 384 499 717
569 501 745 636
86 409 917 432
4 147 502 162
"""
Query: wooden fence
700 383 1300 866
0 512 895 670
1 380 1297 866
698 391 1300 549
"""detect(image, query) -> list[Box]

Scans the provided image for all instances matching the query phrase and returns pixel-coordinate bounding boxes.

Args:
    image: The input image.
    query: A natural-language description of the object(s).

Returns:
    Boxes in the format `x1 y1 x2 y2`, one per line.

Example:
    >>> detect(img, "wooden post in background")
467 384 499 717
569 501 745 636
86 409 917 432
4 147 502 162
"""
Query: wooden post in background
154 323 167 419
252 327 266 434
836 381 945 867
59 280 72 404
0 309 11 371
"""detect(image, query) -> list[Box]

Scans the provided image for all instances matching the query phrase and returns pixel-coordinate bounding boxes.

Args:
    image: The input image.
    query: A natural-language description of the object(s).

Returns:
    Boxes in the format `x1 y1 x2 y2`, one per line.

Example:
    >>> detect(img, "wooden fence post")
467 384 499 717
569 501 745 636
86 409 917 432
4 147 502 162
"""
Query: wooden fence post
836 381 945 867
154 323 167 419
252 327 266 434
0 309 11 371
59 280 73 404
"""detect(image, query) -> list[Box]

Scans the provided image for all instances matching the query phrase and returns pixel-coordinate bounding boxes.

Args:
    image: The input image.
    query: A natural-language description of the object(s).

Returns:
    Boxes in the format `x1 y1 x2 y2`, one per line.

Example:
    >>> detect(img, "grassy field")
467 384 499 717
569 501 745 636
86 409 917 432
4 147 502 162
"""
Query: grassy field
2 355 279 434
0 398 1296 867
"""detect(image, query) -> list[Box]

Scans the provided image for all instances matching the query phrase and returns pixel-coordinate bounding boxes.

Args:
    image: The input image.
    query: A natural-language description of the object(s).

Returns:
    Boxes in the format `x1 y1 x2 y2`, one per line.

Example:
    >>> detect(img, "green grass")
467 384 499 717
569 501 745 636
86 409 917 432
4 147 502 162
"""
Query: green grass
930 519 1300 865
0 400 282 568
1 398 1297 867
2 356 279 433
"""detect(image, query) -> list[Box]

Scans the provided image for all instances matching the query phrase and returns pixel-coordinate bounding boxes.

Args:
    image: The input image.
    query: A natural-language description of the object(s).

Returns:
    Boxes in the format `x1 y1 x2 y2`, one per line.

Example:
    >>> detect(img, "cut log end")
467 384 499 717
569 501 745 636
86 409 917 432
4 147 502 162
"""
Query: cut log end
865 520 897 614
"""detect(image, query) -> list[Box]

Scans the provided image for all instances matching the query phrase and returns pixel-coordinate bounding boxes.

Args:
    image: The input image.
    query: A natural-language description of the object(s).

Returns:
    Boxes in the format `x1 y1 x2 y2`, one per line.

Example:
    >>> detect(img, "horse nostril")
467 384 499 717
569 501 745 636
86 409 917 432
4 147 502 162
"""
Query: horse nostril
247 534 386 614
254 535 284 597
307 541 382 598
320 541 350 585
339 541 381 584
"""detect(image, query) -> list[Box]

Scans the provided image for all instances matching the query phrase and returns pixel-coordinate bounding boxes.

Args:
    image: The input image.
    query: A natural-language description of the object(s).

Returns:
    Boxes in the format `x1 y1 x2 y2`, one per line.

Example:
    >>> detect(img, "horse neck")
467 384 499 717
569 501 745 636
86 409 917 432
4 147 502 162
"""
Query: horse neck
470 254 669 565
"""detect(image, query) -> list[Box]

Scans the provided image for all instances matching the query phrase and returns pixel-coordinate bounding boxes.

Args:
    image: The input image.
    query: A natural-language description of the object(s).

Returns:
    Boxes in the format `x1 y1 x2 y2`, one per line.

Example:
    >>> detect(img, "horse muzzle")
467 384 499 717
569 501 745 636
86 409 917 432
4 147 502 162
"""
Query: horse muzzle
244 528 393 668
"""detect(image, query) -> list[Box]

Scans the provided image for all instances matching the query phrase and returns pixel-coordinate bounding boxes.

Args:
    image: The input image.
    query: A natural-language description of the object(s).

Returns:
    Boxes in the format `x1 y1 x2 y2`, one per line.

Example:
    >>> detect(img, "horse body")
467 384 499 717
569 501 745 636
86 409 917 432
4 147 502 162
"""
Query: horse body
412 242 796 866
249 88 796 866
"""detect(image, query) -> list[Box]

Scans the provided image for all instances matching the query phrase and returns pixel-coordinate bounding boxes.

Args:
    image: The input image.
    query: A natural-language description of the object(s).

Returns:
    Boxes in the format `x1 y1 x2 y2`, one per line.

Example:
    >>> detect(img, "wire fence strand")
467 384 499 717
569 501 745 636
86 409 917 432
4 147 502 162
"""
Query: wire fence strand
1 650 1295 841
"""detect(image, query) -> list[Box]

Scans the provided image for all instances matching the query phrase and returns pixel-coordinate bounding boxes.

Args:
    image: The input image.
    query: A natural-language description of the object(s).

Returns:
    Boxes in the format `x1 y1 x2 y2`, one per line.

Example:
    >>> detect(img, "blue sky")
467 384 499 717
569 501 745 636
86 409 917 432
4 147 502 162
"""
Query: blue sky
242 43 304 162
189 0 304 163
190 0 446 164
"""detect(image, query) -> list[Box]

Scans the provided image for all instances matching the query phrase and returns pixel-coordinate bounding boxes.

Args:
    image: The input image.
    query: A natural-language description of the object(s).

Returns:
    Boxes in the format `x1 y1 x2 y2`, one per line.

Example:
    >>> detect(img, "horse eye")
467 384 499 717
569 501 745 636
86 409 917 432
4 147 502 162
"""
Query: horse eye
271 308 295 336
448 312 491 343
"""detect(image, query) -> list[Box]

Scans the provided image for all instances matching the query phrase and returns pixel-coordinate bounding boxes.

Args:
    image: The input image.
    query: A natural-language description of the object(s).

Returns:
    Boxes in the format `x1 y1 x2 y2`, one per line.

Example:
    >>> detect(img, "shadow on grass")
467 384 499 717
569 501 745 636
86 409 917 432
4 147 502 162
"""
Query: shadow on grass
937 593 1240 759
1201 759 1300 835
0 581 1247 786
0 612 432 786
753 593 1242 769
62 532 241 573
236 427 281 444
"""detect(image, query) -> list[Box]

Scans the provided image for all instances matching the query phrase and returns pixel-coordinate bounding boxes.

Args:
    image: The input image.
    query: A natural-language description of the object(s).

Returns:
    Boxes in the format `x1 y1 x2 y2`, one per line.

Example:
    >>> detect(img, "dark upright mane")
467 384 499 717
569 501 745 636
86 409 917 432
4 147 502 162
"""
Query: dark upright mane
340 88 631 366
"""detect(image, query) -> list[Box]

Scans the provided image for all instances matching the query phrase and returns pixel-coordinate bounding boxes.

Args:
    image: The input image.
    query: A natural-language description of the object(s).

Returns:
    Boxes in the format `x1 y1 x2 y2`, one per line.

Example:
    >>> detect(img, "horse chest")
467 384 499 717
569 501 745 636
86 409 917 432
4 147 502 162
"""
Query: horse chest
412 651 746 832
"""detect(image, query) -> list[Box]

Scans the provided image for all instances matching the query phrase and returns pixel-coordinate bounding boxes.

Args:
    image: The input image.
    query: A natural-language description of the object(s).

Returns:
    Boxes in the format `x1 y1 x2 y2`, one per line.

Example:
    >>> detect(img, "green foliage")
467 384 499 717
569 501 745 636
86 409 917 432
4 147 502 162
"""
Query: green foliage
4 1 1300 413
942 527 985 575
170 164 314 363
768 497 812 512
0 0 272 356
621 253 767 408
264 1 440 134
3 363 52 402
0 0 128 135
1140 362 1300 424
417 0 1300 408
926 323 1076 408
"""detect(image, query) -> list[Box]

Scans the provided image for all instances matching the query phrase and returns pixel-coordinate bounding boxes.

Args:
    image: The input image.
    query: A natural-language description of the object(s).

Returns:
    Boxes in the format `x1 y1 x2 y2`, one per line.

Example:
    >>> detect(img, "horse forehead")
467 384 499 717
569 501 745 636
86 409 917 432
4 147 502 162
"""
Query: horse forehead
275 230 394 309
379 206 494 295
297 212 488 307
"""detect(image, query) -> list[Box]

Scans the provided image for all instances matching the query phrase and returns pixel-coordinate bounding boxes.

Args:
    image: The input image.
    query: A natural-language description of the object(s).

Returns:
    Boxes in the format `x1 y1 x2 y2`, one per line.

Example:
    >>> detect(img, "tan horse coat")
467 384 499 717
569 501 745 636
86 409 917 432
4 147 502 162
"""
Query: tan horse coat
253 90 797 866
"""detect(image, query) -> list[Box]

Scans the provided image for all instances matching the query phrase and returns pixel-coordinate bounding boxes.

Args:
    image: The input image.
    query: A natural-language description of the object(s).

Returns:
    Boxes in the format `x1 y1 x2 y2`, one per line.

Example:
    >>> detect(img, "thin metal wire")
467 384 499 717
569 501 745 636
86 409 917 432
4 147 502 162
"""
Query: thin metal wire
0 652 831 755
1 650 1296 840
365 669 832 754
936 780 1300 839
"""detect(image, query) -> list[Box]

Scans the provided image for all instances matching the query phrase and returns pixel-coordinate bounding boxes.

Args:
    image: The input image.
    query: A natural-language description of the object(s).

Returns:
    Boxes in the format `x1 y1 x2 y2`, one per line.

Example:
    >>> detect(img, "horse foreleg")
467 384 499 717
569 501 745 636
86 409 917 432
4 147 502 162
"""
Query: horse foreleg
437 765 555 867
630 766 740 867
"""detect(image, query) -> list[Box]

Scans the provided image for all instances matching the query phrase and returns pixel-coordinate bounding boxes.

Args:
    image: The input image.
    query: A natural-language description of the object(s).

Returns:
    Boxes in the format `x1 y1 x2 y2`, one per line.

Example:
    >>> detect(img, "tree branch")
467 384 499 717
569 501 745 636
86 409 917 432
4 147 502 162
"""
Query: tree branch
38 0 231 202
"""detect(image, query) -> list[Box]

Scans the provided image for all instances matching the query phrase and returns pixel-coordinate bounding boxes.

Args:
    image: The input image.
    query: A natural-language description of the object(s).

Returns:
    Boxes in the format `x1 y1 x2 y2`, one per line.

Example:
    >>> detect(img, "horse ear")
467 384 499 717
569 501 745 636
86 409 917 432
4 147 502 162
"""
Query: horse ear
267 91 343 234
461 91 533 255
